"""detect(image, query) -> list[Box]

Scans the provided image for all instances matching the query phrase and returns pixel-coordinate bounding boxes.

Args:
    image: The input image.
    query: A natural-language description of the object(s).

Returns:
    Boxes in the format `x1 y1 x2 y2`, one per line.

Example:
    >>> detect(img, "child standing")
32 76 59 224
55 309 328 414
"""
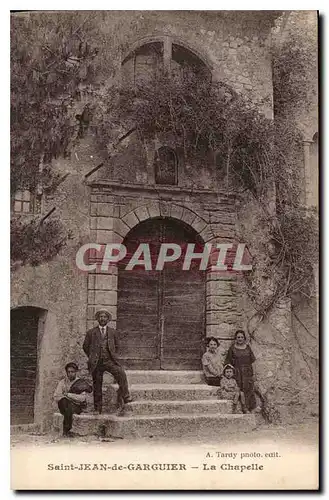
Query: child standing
218 364 247 413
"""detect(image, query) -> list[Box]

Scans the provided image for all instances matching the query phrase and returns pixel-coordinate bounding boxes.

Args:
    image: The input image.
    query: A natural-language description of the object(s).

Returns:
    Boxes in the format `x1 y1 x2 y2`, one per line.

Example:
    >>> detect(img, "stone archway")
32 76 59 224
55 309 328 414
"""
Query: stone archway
116 216 206 370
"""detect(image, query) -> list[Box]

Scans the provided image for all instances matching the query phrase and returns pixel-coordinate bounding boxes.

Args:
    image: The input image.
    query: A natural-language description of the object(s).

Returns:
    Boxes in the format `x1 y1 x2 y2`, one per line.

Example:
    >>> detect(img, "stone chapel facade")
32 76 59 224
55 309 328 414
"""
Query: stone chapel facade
11 11 318 429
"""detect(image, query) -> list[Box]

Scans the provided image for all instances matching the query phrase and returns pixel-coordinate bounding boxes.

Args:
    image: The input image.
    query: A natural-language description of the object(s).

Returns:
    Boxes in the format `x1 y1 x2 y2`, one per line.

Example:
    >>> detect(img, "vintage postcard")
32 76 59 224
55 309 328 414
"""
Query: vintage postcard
10 9 319 490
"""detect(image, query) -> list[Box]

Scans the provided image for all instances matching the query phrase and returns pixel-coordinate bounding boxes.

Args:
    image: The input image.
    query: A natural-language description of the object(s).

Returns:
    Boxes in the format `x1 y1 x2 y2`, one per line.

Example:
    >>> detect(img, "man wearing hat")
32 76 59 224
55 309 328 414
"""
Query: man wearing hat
83 309 132 414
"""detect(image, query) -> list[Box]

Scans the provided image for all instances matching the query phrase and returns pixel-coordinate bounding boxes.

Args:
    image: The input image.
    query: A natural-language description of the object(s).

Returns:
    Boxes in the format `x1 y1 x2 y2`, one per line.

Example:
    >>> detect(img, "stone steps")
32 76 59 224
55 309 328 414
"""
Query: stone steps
11 423 40 435
125 370 205 385
53 412 256 439
95 370 205 386
104 384 220 403
53 377 255 439
123 399 232 416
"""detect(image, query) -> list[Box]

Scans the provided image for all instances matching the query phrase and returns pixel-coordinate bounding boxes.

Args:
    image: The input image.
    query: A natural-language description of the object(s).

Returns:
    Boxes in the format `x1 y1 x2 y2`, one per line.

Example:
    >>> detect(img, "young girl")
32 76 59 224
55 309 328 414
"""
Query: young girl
202 337 222 386
218 364 247 413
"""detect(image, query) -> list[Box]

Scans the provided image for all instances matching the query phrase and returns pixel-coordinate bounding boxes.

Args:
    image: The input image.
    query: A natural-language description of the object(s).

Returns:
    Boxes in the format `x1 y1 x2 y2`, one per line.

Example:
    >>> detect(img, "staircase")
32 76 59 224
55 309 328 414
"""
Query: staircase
53 371 256 438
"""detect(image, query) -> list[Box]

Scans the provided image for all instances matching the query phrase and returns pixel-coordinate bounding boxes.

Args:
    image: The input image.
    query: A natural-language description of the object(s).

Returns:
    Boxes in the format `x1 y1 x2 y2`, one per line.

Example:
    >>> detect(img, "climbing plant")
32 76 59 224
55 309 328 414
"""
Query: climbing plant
91 70 317 318
10 217 70 269
11 12 110 267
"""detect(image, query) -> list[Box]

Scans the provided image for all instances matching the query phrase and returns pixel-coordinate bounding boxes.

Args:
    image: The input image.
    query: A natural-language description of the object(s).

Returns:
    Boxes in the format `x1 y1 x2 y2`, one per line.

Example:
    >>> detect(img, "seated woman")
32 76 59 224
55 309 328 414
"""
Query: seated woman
224 330 257 413
202 337 222 386
217 364 246 413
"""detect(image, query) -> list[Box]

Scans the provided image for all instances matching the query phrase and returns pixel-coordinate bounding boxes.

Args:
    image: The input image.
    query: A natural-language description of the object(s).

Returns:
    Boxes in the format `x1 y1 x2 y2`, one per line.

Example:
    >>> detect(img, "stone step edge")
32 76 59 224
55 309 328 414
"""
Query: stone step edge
55 412 249 421
125 370 204 375
109 384 219 390
126 399 231 405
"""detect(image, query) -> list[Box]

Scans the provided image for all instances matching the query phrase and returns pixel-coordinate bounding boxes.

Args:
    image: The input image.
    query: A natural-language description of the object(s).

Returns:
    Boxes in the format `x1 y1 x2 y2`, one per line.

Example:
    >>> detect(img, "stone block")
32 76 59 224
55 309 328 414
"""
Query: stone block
90 202 97 216
96 273 118 291
96 217 114 231
93 194 114 203
123 370 204 385
159 201 171 217
124 399 232 416
191 217 207 234
170 204 184 221
206 310 239 325
89 218 97 230
147 202 160 218
95 203 114 217
206 279 234 296
135 205 149 221
199 225 215 243
53 411 256 439
208 212 235 224
122 211 139 229
206 270 236 281
87 289 95 304
96 230 123 244
206 295 237 311
87 274 96 290
211 223 235 239
206 322 237 339
92 290 117 306
88 273 118 291
181 208 197 225
88 265 119 276
114 218 130 238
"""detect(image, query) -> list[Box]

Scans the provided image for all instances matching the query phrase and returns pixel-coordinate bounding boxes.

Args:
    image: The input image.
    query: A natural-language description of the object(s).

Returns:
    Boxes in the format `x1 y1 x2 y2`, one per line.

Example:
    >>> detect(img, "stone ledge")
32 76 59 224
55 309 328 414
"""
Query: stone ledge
53 412 256 438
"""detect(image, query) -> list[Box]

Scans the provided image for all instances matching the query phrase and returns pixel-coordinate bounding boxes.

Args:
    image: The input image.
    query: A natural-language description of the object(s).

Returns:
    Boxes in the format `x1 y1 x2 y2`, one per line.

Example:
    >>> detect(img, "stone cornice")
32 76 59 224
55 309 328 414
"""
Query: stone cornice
88 180 237 200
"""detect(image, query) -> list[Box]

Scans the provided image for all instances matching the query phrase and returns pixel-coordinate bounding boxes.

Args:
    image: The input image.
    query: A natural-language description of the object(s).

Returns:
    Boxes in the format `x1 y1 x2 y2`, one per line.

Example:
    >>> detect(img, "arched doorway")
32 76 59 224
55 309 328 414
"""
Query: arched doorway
117 217 206 370
11 306 45 424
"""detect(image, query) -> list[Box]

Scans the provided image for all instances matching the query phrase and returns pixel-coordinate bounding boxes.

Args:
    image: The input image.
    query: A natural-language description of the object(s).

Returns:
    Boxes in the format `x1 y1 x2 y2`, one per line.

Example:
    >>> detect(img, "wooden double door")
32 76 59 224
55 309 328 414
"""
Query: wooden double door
116 217 205 370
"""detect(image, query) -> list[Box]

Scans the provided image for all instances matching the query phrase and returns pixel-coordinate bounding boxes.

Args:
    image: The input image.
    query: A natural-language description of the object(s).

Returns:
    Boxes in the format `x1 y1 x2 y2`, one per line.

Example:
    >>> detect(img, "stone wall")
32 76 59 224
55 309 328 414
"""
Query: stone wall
11 11 287 428
77 11 276 115
235 188 319 422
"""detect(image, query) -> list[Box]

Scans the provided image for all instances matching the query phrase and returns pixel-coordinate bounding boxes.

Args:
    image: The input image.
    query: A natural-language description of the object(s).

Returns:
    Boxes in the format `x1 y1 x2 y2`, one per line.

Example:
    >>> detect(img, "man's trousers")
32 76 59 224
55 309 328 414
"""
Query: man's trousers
58 397 82 435
92 358 130 412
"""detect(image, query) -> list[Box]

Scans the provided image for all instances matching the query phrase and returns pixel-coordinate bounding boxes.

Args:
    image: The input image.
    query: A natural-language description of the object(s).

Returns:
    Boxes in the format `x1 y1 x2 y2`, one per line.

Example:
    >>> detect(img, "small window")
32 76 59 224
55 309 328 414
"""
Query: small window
154 147 178 185
13 189 32 213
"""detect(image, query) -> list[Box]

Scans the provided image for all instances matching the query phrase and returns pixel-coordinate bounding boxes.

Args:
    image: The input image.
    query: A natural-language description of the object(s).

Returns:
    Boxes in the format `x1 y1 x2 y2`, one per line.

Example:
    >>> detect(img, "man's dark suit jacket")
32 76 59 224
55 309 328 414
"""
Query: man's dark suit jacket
83 326 120 373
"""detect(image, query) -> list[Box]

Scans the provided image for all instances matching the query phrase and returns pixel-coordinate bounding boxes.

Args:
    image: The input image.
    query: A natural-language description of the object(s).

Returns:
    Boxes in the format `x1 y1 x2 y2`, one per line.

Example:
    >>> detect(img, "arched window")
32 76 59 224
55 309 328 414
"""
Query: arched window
121 42 163 86
121 39 211 86
171 43 211 84
154 146 178 185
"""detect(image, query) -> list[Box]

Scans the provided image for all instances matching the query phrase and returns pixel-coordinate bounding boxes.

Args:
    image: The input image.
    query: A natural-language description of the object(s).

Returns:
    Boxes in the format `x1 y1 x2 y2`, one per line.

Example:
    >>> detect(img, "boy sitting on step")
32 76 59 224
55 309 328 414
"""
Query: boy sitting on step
217 364 246 414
